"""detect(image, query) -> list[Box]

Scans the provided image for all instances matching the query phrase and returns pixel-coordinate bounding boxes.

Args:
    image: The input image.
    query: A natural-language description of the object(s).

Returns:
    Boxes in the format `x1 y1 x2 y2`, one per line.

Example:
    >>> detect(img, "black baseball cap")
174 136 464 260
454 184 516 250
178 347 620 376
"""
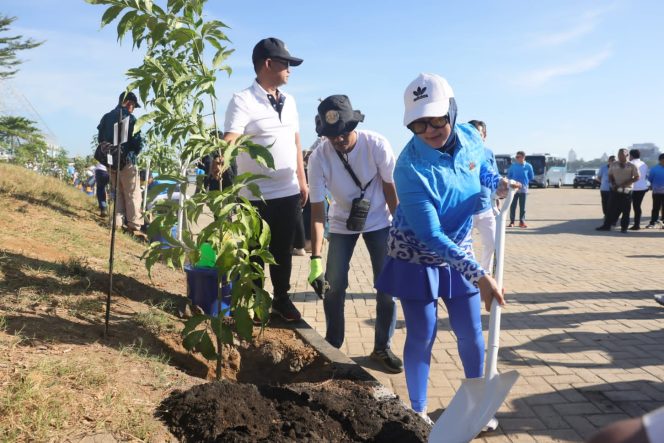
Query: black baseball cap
252 37 303 66
118 91 141 108
315 95 364 137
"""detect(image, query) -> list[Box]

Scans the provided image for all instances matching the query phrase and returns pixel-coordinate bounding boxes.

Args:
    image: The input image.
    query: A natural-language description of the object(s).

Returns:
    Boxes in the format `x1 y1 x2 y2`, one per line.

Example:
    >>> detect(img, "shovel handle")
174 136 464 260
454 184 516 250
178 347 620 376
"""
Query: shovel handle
485 187 514 380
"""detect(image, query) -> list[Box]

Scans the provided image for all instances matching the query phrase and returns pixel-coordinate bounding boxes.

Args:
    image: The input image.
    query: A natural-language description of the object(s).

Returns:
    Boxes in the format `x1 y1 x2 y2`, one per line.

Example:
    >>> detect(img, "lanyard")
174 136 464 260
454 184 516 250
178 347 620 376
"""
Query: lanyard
335 149 373 197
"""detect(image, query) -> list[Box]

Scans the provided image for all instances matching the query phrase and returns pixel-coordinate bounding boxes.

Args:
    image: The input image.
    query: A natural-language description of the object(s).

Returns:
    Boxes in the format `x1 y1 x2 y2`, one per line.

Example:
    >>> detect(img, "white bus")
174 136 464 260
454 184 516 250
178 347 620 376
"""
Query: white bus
524 154 567 188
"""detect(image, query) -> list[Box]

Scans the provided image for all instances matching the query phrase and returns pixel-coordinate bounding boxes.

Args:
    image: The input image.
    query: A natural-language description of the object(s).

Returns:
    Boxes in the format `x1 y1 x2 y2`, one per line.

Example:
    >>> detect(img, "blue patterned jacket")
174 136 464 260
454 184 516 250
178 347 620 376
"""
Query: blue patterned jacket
388 123 501 284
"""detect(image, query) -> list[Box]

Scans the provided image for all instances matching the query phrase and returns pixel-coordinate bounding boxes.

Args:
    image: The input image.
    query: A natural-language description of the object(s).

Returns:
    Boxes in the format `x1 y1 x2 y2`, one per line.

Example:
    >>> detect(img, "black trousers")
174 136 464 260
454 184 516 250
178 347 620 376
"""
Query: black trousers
651 193 664 224
605 191 632 231
251 193 300 299
600 191 611 216
631 190 647 227
293 205 306 249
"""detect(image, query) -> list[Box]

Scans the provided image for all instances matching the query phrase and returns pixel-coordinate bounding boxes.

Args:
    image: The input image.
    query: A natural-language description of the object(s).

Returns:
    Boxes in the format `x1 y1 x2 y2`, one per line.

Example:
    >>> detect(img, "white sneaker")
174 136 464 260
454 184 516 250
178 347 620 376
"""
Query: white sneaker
292 248 306 256
654 294 664 306
416 410 434 426
483 417 499 432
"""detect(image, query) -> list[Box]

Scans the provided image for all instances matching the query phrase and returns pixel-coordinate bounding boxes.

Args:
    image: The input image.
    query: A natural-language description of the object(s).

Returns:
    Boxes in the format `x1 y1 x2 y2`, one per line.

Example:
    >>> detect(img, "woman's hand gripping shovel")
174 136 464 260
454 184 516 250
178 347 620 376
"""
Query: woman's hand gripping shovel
429 187 519 443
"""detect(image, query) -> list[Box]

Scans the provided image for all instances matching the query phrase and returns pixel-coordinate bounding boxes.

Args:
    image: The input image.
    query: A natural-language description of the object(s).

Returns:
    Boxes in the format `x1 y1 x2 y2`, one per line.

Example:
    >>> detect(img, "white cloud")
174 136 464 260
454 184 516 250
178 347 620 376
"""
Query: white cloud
532 21 596 47
517 47 612 89
529 2 617 48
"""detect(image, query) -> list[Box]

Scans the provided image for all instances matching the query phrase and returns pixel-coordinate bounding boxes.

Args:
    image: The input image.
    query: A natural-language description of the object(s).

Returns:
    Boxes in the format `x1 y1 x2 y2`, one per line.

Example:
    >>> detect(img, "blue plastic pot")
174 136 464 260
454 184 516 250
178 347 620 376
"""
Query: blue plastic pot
184 265 231 317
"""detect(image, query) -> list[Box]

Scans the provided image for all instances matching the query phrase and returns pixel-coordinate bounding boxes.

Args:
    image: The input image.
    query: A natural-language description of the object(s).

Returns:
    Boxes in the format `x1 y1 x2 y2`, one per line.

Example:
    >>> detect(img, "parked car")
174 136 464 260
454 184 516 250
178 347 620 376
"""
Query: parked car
573 169 598 188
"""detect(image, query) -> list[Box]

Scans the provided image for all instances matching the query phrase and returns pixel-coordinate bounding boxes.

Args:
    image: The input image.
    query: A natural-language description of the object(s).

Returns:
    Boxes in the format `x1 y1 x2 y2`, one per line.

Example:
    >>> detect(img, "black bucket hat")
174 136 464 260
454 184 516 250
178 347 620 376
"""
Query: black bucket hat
252 37 303 66
315 95 364 137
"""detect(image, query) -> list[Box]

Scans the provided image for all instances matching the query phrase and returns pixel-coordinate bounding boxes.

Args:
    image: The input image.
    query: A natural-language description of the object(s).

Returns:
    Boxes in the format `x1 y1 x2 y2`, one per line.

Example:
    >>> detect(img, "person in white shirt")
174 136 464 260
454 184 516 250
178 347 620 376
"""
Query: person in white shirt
223 37 308 322
629 149 648 231
307 95 402 373
629 149 650 230
469 120 498 274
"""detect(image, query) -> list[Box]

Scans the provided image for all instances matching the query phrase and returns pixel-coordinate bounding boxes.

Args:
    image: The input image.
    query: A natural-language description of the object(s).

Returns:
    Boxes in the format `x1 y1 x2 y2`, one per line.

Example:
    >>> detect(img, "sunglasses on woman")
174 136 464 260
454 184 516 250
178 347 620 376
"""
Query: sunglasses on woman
407 115 450 134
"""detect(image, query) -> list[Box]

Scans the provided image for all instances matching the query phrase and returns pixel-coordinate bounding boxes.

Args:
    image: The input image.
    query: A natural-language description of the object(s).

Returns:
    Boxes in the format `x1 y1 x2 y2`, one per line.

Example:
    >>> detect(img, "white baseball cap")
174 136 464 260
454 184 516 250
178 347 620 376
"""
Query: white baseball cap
403 73 455 126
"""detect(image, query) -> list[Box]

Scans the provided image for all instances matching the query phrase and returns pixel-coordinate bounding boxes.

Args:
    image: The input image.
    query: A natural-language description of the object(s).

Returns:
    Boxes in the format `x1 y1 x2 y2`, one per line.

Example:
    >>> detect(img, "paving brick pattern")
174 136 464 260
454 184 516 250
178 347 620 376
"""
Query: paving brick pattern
284 188 664 442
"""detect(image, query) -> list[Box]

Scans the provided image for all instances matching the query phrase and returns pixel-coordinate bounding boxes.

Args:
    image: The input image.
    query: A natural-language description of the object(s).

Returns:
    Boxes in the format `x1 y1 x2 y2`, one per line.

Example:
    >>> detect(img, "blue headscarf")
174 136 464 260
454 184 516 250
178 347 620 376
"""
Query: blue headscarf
439 97 458 153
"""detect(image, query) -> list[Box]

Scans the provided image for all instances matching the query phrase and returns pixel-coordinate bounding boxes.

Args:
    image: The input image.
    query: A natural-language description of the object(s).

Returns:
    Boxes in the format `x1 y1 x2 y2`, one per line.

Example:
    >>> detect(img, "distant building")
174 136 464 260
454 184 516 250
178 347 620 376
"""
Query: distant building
600 152 608 162
568 148 577 163
629 143 660 162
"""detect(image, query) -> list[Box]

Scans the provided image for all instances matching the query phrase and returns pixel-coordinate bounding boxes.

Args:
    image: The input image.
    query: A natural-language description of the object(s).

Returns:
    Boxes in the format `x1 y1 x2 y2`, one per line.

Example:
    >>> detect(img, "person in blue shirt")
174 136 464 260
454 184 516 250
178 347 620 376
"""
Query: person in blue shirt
507 151 535 227
375 73 518 424
646 153 664 228
597 156 616 218
97 91 144 237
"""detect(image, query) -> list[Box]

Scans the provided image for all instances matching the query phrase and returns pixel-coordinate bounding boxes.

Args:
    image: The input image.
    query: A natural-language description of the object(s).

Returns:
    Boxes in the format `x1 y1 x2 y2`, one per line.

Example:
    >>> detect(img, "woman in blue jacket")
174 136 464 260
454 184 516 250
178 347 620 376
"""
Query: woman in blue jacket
376 73 517 423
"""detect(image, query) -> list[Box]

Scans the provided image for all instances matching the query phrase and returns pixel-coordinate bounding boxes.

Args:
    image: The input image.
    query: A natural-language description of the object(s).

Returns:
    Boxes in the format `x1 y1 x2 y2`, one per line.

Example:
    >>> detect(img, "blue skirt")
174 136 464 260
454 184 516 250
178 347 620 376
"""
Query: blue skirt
375 256 478 301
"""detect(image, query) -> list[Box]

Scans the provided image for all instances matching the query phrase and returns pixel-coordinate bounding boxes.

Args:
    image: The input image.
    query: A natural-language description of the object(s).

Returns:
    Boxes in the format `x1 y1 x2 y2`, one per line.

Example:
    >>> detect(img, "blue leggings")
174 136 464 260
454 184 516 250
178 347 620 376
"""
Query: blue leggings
401 294 484 412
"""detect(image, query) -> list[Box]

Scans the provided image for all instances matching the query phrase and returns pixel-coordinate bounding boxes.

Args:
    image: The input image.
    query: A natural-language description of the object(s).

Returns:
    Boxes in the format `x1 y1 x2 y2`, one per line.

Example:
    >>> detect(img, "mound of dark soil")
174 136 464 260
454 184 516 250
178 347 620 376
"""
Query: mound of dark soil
158 379 430 442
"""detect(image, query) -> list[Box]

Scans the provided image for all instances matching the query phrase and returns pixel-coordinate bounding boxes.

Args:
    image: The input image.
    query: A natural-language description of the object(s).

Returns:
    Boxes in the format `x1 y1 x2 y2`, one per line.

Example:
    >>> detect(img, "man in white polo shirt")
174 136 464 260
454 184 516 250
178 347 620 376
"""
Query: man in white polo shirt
223 37 308 321
307 95 402 373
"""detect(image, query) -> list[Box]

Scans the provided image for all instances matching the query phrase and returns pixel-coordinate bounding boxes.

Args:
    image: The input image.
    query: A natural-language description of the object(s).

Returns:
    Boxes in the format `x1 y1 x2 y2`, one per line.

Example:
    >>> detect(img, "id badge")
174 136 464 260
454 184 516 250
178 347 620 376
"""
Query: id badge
107 154 113 166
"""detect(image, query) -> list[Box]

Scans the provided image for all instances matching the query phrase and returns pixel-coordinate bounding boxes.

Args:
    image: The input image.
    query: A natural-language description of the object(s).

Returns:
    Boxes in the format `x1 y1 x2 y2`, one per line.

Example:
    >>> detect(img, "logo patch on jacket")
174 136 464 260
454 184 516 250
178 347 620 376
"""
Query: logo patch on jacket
469 162 476 170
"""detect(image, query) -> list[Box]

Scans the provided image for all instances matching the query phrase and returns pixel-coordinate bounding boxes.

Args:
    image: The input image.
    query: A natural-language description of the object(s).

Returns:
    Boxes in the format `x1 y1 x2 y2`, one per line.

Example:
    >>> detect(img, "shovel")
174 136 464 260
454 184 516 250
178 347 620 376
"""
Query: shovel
429 187 519 443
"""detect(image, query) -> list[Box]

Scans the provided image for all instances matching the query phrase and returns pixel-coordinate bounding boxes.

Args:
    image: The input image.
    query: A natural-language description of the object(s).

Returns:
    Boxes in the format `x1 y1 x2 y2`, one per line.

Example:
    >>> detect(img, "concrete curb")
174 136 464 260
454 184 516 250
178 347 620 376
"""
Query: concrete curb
292 318 378 383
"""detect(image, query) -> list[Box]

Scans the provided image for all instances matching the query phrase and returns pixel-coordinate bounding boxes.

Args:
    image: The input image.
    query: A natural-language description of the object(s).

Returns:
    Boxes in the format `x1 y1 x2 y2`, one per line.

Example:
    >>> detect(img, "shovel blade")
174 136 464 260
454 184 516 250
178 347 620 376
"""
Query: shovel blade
428 370 519 443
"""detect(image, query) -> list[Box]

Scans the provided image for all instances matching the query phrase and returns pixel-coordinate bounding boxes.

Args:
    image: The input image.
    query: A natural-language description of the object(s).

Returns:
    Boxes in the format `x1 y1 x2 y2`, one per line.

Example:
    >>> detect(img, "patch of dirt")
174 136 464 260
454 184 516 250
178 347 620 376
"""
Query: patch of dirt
158 379 429 442
0 165 426 442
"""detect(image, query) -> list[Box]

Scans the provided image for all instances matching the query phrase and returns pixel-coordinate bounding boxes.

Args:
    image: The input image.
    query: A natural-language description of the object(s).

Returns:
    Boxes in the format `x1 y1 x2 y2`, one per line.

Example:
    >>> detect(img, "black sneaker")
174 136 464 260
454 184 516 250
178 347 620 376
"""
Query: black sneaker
645 223 656 229
370 348 403 374
595 225 610 231
271 296 301 322
629 225 640 231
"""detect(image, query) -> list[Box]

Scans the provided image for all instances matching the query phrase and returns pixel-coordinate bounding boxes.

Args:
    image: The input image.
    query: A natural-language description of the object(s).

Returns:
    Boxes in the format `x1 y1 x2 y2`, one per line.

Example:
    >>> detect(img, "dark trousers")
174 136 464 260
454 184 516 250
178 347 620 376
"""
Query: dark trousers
95 168 109 209
293 205 306 249
650 194 664 224
631 190 647 227
600 190 611 216
605 191 632 231
251 193 300 299
509 192 527 223
302 200 312 240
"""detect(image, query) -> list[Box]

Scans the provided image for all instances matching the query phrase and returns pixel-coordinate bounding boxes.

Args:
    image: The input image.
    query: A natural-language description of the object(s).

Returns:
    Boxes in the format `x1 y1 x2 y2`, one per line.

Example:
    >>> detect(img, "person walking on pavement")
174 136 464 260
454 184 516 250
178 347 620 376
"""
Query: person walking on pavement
469 120 499 273
507 151 534 228
375 73 517 423
223 37 308 321
597 155 616 218
596 148 640 233
629 149 649 230
97 91 145 238
646 153 664 228
307 95 402 373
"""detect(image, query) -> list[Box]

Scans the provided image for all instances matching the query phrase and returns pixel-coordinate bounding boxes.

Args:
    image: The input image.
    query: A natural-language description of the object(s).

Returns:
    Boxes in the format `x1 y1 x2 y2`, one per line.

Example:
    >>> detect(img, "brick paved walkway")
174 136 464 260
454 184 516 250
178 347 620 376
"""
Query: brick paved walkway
287 188 664 442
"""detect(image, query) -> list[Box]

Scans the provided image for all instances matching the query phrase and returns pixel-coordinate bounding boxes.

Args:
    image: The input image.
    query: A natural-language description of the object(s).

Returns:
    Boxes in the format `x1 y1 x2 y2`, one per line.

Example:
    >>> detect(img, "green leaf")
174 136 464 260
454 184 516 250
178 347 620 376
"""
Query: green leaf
211 316 233 345
116 10 137 40
234 306 253 341
101 5 124 26
182 329 205 351
195 332 217 360
181 313 209 336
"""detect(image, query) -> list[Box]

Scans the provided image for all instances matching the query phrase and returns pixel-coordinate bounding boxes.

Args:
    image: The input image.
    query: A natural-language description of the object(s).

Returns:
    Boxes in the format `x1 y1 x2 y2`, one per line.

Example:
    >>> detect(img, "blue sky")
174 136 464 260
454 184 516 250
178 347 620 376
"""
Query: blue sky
2 0 663 161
